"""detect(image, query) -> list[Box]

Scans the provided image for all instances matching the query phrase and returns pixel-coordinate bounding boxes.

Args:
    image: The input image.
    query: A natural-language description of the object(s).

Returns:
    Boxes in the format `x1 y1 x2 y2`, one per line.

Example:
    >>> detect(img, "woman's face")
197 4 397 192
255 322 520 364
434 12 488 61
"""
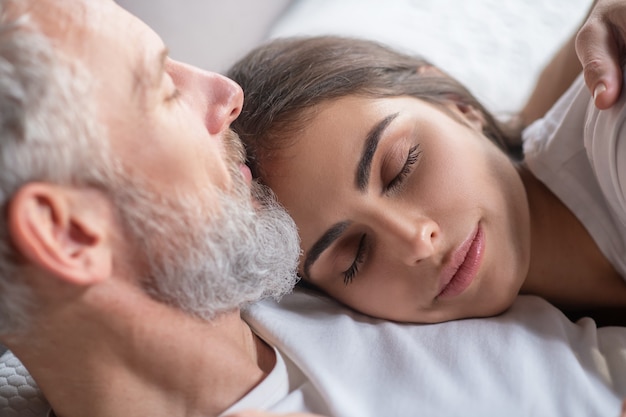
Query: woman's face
264 95 530 323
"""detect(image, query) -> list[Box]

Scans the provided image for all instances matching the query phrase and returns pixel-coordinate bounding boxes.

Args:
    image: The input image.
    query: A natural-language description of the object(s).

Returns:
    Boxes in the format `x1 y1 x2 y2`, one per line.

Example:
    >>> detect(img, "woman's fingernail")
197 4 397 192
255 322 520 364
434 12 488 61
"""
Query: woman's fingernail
593 82 607 101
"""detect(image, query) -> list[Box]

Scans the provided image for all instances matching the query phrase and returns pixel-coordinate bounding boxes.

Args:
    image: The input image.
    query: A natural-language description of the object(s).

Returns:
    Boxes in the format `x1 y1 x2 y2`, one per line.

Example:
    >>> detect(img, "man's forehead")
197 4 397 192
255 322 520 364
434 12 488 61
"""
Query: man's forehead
28 0 143 52
20 0 169 131
29 0 95 38
26 0 163 88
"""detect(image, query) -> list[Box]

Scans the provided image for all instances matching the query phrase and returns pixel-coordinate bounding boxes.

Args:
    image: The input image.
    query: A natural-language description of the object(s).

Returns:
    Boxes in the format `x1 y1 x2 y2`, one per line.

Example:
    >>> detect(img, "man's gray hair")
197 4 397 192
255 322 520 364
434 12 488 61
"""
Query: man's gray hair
0 0 109 334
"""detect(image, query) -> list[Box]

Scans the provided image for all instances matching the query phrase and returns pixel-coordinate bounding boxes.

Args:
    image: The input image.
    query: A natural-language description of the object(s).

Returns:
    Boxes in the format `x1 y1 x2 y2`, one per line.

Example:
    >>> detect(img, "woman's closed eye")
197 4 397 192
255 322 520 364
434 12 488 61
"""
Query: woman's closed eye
341 144 421 284
342 234 368 285
386 144 422 192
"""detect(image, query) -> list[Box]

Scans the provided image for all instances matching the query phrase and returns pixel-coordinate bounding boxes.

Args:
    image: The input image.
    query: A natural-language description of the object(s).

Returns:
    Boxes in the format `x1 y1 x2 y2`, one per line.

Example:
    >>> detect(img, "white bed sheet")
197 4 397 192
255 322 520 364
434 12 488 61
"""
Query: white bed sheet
245 291 626 416
268 0 592 116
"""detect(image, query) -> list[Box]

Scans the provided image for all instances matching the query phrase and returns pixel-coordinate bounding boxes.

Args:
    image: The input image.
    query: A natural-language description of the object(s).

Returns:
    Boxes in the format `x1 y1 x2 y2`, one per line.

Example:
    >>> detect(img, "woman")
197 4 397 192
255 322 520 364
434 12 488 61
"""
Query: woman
226 25 626 325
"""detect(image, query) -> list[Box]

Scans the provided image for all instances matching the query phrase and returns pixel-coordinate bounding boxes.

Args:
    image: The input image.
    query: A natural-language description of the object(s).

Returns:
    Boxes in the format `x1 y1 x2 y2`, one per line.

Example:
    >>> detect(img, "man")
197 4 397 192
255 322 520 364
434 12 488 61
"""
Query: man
2 0 626 416
0 0 312 416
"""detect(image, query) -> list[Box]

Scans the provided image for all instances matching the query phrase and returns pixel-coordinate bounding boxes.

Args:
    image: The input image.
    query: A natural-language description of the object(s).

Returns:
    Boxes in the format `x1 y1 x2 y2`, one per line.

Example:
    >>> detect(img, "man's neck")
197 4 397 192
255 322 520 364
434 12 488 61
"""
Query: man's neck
5 281 274 417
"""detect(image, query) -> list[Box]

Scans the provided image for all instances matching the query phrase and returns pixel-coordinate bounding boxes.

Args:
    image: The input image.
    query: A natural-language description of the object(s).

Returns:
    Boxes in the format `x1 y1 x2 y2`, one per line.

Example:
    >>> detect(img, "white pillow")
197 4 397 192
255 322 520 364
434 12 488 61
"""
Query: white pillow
117 0 292 73
268 0 592 117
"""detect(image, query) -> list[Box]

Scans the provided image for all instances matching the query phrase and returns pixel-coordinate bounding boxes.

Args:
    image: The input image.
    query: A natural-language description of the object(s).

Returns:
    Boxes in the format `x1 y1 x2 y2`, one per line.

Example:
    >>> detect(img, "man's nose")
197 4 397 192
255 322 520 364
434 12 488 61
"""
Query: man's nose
168 60 244 134
202 72 244 134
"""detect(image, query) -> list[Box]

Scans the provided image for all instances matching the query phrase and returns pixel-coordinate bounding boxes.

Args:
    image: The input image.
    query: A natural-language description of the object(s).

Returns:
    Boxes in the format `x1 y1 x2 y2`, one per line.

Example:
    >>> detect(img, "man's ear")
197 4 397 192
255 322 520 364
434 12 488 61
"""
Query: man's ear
8 183 113 286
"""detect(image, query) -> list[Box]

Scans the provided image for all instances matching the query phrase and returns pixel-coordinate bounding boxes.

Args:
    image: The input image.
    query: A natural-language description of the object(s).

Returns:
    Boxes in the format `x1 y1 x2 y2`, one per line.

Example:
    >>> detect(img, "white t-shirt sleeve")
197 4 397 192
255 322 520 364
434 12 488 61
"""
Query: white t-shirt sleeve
584 74 626 228
523 74 626 279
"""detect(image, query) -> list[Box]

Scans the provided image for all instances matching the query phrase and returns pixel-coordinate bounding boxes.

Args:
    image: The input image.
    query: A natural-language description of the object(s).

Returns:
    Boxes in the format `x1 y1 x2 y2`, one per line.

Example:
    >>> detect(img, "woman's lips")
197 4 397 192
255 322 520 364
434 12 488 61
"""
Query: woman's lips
437 225 485 299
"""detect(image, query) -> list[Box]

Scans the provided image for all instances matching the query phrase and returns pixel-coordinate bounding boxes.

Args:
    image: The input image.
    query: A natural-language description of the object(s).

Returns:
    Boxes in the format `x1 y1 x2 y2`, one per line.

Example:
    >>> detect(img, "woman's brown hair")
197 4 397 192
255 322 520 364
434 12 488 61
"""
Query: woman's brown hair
228 36 518 180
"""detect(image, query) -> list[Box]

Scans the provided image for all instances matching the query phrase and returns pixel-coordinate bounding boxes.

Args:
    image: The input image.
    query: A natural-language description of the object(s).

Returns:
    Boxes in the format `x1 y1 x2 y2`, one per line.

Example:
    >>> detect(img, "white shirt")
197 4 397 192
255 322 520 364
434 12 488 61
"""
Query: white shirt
524 74 626 279
219 344 330 416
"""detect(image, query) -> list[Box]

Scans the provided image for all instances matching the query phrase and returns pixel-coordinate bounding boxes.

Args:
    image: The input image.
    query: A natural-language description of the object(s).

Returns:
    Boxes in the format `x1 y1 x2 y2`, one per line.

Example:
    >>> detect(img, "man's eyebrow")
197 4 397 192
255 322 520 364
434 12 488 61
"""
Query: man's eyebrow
303 220 352 280
132 47 169 99
355 113 399 191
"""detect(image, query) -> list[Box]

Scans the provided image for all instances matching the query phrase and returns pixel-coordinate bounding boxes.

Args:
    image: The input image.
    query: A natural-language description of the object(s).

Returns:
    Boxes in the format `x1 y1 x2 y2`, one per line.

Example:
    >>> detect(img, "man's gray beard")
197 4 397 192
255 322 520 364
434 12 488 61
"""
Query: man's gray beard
110 161 300 320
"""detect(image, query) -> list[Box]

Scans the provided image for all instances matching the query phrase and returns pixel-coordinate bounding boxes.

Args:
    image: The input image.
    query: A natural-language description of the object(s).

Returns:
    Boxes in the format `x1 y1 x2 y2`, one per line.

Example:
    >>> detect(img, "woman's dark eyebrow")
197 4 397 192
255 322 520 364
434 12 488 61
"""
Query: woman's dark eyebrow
303 220 351 279
302 113 399 279
355 113 398 191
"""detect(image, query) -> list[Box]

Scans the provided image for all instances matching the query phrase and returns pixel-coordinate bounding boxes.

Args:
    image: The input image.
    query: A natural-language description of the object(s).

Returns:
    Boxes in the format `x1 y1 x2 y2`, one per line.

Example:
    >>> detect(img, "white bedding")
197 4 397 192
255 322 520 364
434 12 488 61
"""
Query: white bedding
245 292 626 416
269 0 592 116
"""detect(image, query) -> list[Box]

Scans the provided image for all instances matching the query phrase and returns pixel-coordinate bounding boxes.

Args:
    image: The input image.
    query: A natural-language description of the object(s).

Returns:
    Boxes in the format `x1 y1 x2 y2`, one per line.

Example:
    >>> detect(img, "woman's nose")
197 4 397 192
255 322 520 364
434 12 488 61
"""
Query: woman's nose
167 59 244 134
381 214 440 265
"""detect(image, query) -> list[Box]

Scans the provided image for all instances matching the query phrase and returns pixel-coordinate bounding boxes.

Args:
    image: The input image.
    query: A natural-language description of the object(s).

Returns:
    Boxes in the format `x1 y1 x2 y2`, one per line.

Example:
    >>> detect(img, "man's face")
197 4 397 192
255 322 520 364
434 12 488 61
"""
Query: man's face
26 0 300 317
31 0 245 198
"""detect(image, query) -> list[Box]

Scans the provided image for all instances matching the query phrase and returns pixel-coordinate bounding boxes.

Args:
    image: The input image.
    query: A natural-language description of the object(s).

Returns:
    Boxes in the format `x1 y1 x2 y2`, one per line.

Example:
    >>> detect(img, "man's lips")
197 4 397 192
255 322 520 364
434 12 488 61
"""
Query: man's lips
239 164 252 185
437 225 485 299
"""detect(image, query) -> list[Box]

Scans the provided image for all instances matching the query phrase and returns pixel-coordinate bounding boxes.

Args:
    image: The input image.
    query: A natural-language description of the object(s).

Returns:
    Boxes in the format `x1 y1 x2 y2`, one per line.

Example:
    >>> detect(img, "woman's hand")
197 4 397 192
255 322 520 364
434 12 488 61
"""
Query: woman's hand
576 0 626 109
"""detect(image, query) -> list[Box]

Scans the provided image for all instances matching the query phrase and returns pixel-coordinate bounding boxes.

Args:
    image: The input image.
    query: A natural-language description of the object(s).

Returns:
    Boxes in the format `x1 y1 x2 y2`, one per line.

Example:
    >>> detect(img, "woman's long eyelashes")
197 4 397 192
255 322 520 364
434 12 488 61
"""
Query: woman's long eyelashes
386 144 422 192
343 234 367 285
